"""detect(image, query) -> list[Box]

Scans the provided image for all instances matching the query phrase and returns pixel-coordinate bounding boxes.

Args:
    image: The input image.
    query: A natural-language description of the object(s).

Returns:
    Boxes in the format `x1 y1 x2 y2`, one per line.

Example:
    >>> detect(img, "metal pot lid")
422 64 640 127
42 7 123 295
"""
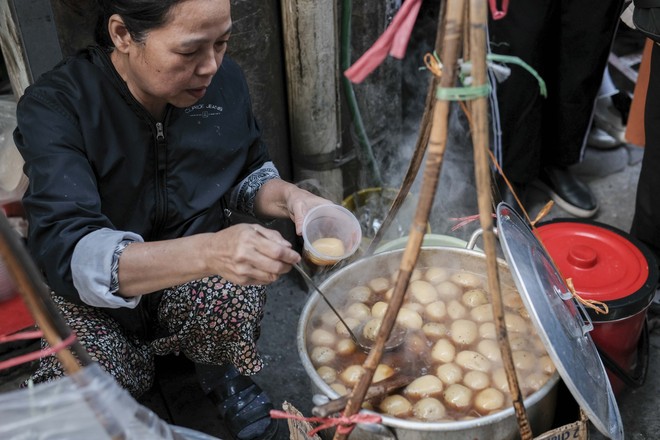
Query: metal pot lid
496 203 623 440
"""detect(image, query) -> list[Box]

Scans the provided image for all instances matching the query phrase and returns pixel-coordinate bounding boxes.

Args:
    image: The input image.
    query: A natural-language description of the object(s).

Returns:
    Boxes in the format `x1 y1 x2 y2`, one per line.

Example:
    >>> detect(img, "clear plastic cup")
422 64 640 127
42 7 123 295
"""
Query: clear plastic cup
302 204 362 267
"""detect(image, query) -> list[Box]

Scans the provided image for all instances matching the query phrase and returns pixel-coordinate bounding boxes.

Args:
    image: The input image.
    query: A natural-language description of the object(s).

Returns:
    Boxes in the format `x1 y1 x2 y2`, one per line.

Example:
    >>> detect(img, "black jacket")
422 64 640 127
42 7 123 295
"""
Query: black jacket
14 46 271 308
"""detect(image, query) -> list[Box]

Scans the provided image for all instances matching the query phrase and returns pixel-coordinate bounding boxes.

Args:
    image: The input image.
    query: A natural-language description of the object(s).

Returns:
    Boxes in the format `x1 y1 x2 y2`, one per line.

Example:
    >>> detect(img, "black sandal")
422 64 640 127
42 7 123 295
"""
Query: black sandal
197 364 279 440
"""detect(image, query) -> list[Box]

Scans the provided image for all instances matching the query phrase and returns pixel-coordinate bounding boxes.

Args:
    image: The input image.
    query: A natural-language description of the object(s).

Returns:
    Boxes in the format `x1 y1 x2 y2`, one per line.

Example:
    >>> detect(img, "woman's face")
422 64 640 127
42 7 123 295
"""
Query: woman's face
111 0 231 117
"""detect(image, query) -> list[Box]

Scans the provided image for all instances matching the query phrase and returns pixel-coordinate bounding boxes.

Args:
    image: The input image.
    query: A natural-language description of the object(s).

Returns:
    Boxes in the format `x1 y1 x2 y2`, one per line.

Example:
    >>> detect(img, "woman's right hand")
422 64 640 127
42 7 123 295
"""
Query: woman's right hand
204 223 301 286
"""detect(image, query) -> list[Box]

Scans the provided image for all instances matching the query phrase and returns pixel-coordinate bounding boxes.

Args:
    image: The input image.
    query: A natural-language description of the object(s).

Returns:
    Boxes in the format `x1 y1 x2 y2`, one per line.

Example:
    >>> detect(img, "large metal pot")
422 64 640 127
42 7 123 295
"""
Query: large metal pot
297 246 560 440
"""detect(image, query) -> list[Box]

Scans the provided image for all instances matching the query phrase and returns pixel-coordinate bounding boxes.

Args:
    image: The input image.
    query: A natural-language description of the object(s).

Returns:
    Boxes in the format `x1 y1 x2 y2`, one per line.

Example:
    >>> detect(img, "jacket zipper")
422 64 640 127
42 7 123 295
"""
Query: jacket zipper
94 47 173 238
153 113 170 237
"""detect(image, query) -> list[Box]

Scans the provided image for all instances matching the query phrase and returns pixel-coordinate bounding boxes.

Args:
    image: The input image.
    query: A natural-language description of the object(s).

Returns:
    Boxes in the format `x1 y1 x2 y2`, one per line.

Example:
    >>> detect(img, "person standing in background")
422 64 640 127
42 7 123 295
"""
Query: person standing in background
489 0 624 217
631 40 660 310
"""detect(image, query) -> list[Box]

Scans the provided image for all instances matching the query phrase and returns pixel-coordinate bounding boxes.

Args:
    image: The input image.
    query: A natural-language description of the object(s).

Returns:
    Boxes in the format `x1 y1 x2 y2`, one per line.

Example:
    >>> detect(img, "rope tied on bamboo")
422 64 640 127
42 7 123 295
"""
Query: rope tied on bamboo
424 51 547 102
437 84 492 101
486 53 547 97
422 51 443 77
0 330 78 371
423 50 493 100
270 409 382 436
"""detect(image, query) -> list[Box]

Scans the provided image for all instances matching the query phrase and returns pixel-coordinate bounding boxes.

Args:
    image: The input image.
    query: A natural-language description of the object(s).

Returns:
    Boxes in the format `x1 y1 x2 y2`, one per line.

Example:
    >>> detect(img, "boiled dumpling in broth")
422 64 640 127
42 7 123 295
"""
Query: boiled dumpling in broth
311 237 345 257
306 264 555 423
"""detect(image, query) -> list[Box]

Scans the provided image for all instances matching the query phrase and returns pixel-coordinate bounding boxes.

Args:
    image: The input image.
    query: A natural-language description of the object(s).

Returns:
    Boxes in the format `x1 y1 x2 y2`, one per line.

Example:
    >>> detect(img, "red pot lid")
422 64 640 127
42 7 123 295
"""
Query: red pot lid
535 220 650 303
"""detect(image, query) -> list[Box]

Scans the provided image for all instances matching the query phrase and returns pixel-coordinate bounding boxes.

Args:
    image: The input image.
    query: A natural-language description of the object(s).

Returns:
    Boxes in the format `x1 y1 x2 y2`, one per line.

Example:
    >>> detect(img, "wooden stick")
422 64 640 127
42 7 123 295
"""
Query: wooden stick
466 1 532 438
312 375 414 418
332 1 466 439
0 213 131 440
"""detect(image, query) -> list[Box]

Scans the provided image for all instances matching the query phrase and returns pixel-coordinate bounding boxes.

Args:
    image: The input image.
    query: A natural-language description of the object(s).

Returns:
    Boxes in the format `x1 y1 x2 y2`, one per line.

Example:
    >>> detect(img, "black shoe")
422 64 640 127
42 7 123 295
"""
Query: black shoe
492 173 527 214
533 167 598 218
196 363 279 440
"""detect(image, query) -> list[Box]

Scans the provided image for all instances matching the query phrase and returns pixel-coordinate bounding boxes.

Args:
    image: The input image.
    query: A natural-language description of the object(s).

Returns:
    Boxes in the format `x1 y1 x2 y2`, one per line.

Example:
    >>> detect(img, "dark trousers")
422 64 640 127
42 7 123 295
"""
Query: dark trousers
631 42 660 259
488 0 624 184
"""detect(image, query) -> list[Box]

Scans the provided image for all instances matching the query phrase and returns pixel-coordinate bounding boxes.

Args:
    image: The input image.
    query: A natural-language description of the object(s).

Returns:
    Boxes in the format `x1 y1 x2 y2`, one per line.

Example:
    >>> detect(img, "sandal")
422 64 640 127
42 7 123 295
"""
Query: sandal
196 364 279 440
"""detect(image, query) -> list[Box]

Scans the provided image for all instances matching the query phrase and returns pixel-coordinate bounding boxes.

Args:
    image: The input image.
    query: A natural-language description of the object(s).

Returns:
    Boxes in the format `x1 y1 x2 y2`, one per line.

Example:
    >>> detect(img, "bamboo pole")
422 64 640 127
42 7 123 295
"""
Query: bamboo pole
466 1 532 438
312 375 414 418
280 0 344 202
332 1 466 438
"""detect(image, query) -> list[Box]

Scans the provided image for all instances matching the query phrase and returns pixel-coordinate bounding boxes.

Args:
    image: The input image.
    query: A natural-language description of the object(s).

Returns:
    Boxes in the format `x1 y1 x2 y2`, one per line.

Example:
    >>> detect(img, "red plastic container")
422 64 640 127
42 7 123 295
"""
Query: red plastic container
536 219 658 395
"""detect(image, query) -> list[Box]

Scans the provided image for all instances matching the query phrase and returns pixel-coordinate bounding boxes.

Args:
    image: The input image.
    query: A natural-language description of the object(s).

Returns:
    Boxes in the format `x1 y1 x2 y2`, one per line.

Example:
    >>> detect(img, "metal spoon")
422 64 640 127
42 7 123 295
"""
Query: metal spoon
293 263 406 352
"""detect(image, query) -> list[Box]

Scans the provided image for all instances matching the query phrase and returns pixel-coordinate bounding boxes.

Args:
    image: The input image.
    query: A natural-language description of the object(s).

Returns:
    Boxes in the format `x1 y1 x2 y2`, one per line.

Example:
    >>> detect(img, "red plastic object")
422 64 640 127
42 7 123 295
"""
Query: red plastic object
0 294 34 336
344 0 422 84
1 201 25 218
488 0 509 20
1 201 34 335
536 220 657 395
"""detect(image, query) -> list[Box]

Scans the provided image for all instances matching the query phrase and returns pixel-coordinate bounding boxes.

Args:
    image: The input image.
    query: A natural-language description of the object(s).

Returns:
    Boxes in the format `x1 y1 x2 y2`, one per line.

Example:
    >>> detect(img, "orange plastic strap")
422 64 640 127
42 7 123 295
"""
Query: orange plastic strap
566 278 609 315
423 52 443 77
344 0 423 84
270 409 382 436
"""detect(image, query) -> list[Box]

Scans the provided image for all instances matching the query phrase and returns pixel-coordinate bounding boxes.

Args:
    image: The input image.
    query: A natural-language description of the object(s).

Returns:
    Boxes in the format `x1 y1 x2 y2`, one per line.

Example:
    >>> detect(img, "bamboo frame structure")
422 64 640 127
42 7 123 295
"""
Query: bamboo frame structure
465 1 531 437
333 1 537 438
333 0 468 437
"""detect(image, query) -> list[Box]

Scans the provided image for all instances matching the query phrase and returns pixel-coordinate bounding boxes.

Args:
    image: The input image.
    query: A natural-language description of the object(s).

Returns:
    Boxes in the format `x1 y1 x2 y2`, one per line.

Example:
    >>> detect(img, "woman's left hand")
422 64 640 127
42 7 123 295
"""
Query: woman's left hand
254 180 334 236
286 190 333 236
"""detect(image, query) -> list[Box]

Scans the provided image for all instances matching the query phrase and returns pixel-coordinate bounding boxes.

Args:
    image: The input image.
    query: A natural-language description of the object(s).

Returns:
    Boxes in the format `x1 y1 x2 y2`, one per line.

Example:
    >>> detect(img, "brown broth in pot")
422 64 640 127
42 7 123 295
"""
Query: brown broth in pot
305 266 556 422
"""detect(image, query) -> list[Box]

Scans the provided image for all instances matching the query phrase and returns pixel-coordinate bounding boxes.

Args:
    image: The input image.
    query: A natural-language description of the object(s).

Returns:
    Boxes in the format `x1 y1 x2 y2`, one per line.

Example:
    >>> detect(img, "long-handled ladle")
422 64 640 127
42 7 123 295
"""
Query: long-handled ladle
293 262 406 352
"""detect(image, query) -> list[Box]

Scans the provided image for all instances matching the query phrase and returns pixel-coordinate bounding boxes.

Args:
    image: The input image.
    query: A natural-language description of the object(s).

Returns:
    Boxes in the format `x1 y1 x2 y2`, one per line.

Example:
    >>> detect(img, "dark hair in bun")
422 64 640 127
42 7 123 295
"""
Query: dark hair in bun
94 0 181 48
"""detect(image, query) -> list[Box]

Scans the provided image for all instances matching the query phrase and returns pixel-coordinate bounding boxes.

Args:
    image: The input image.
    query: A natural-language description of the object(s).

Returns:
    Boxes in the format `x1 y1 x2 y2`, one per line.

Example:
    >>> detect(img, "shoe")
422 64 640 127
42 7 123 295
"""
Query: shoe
532 167 598 218
587 126 622 150
197 363 279 440
593 96 627 144
492 173 527 214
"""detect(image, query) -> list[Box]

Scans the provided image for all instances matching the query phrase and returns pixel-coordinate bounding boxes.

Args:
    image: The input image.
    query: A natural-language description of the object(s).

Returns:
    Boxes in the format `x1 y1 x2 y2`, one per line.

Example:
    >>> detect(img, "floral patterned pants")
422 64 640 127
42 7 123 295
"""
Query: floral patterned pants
29 276 267 397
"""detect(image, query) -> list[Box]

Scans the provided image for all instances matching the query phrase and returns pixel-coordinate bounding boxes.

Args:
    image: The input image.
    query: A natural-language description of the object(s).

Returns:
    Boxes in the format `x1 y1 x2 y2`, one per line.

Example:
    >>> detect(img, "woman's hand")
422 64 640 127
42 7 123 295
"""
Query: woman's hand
204 223 301 285
254 179 333 236
118 180 334 296
285 190 333 236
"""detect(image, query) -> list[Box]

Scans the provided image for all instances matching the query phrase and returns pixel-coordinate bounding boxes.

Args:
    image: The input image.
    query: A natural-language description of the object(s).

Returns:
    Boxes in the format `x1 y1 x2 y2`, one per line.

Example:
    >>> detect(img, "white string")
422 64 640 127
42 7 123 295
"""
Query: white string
485 25 503 171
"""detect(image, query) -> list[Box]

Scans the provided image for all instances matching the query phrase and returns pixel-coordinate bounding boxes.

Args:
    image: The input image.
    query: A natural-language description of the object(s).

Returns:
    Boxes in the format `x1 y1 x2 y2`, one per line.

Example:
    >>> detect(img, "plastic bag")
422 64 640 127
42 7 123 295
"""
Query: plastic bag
0 363 220 440
0 96 28 205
